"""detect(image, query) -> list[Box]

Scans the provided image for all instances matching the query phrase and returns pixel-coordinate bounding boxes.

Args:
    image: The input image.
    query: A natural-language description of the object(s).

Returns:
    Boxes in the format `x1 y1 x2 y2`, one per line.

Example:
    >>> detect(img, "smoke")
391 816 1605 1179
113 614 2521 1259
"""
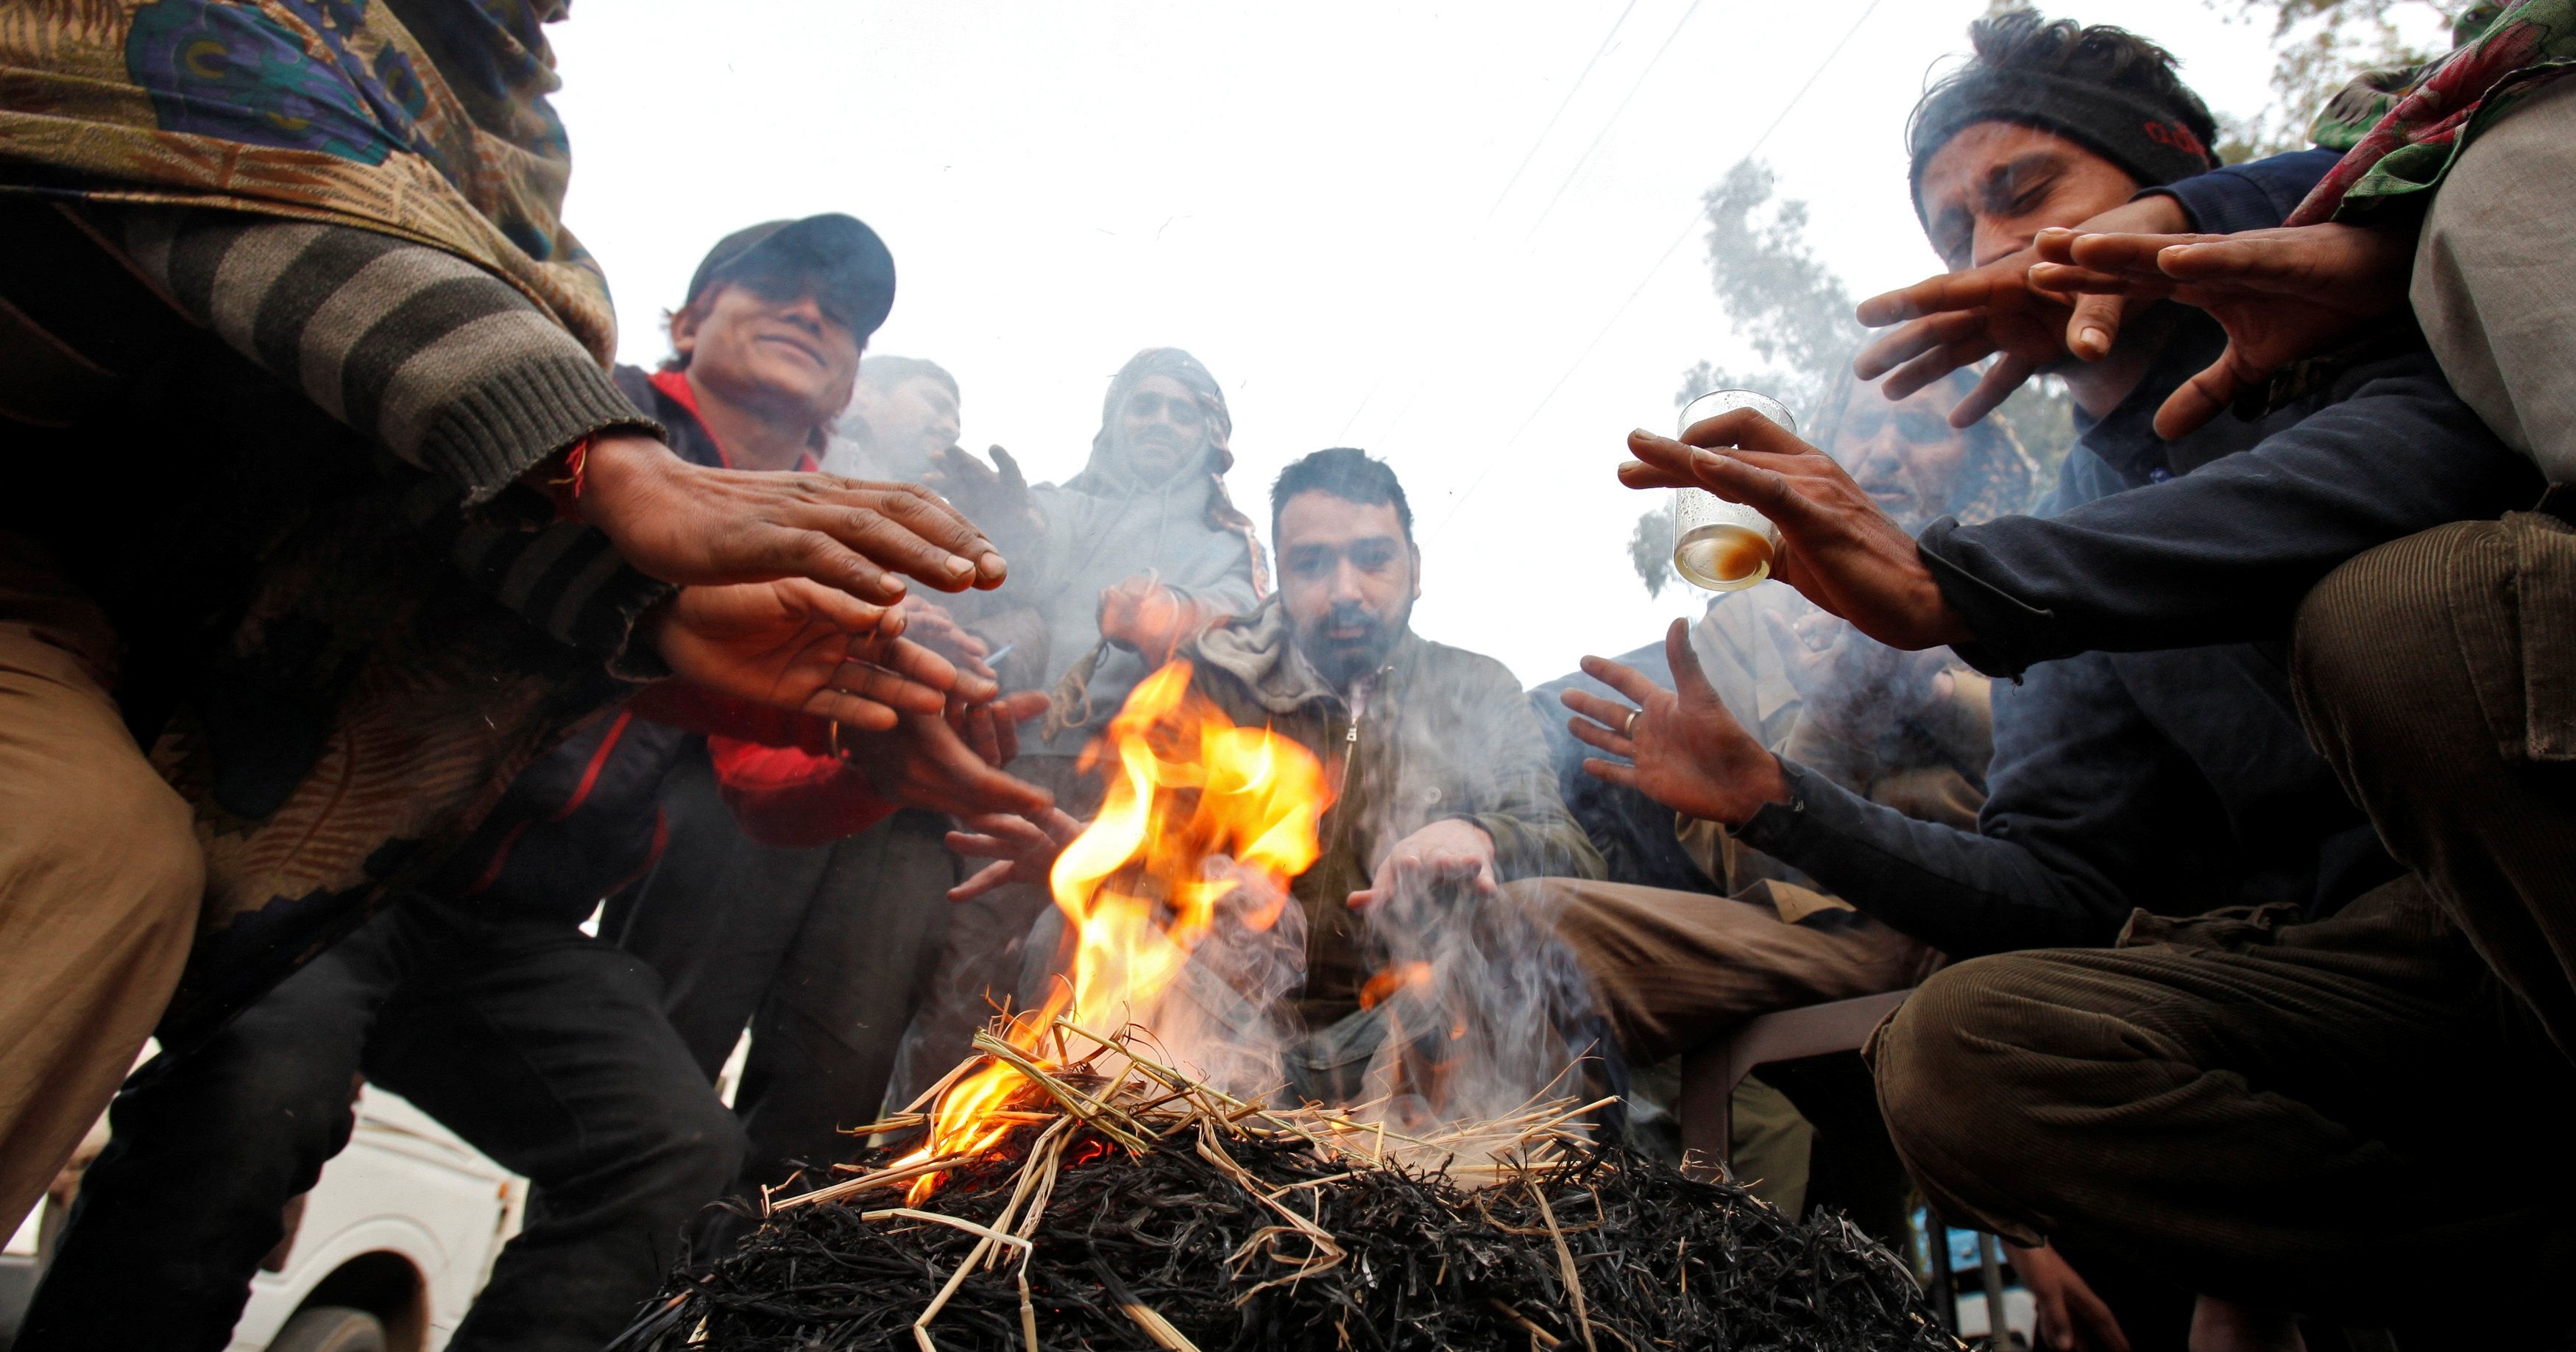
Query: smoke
1343 878 1617 1137
1142 857 1311 1102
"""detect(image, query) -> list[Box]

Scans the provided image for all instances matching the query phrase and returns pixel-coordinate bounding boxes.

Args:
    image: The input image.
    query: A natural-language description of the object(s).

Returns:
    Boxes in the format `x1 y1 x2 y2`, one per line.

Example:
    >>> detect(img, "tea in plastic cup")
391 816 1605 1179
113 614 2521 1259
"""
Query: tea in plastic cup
1671 389 1795 592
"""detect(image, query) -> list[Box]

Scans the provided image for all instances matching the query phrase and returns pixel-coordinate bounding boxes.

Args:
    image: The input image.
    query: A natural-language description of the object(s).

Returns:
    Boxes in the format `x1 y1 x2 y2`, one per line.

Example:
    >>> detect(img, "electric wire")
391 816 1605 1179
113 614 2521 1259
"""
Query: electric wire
1427 0 1889 537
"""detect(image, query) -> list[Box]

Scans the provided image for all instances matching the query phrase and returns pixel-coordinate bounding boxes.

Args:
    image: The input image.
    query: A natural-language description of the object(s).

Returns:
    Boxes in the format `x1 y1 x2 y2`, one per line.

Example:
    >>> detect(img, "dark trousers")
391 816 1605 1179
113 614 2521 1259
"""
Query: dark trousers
18 900 740 1352
2293 500 2576 1056
609 748 959 1189
1871 508 2576 1340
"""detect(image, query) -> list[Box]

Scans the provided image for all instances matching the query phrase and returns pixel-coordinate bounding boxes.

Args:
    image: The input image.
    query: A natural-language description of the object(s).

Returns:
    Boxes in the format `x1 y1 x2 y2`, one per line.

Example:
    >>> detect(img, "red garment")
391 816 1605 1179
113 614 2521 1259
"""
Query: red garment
708 735 899 848
647 368 821 472
623 682 896 847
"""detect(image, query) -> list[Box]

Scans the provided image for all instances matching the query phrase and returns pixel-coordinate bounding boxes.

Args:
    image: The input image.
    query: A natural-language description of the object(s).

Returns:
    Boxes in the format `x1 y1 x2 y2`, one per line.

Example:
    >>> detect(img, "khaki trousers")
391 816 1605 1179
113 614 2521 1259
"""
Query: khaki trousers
1528 875 1943 1066
0 546 201 1235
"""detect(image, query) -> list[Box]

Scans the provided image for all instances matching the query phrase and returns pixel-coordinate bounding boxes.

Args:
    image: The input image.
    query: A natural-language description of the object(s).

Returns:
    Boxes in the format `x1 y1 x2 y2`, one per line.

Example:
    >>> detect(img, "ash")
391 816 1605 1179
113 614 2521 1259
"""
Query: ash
610 1125 1957 1352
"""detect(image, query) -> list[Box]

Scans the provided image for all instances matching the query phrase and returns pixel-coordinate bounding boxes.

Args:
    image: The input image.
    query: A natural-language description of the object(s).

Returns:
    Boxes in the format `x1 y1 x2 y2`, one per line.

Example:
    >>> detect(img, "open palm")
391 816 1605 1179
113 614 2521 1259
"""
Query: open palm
1560 619 1790 827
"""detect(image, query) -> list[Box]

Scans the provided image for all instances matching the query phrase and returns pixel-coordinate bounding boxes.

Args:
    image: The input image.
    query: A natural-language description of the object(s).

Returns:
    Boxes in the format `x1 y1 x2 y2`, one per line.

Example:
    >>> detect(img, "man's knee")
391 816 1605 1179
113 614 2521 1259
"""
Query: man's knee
610 1089 745 1212
2291 523 2504 772
1872 958 2037 1144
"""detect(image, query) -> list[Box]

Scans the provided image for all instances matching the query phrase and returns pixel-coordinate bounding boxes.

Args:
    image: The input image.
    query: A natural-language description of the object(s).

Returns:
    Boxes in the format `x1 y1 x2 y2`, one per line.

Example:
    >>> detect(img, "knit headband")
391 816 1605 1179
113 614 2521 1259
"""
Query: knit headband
1908 68 2221 222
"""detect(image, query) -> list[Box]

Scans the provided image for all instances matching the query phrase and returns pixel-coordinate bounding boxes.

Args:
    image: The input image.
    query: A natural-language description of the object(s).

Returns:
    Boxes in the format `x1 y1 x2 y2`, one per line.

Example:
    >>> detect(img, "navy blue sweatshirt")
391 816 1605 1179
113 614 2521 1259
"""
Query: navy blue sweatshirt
1733 151 2476 956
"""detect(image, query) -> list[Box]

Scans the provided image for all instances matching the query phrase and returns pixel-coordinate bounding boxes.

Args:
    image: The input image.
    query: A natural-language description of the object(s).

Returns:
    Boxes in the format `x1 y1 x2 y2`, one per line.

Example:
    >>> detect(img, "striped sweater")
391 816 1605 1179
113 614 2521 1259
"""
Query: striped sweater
97 205 672 665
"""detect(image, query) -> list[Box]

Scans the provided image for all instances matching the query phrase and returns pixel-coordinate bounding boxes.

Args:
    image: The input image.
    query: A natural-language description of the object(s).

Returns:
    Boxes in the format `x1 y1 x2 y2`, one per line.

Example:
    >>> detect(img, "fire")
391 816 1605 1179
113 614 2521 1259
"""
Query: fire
1357 961 1432 1012
902 661 1328 1198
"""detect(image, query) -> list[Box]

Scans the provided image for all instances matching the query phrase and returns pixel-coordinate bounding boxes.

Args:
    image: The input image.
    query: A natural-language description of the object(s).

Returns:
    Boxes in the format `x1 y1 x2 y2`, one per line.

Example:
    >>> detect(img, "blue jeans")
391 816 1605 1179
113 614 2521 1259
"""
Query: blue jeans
18 898 741 1352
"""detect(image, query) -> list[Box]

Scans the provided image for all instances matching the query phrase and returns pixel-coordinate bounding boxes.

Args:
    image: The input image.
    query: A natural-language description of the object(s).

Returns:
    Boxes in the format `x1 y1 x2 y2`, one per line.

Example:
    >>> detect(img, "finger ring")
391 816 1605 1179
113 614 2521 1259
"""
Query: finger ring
828 719 848 762
1623 708 1642 738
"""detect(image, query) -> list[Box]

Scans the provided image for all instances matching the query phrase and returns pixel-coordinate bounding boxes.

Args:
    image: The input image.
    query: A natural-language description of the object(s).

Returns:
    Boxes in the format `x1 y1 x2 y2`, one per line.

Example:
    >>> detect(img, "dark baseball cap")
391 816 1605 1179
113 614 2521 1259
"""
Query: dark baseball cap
684 213 898 339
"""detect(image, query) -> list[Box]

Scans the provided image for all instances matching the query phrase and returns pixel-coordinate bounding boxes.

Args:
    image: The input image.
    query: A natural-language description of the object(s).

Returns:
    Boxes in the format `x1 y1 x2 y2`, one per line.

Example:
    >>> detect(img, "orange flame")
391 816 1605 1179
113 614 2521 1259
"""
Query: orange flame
900 661 1327 1198
1357 961 1434 1012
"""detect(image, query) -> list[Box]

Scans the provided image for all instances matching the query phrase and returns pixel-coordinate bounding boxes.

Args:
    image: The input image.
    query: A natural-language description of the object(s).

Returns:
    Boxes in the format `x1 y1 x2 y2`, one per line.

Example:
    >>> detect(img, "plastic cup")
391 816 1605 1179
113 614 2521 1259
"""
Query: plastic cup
1671 390 1796 592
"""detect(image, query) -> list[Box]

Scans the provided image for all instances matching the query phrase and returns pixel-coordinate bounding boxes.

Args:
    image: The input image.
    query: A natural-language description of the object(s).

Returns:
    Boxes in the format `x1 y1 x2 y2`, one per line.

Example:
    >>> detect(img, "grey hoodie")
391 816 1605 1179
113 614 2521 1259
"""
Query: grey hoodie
1020 369 1264 757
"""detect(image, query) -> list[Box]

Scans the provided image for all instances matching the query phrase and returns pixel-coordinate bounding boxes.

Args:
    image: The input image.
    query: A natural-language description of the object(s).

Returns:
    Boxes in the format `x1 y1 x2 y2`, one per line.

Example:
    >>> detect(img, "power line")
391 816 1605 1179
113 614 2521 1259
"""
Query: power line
1428 0 1889 537
1485 0 1641 216
1520 0 1707 242
1334 0 1643 444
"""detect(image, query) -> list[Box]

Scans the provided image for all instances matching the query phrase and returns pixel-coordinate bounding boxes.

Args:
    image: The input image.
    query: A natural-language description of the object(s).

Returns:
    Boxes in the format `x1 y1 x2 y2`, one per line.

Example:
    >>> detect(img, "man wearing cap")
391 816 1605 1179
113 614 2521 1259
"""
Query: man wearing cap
15 215 1052 1352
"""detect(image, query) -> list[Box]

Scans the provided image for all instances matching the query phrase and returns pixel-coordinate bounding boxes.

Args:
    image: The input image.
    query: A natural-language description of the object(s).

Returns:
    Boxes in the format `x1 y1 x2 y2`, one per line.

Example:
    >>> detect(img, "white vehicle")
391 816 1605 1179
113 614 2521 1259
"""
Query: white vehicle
0 1087 523 1352
229 1088 526 1352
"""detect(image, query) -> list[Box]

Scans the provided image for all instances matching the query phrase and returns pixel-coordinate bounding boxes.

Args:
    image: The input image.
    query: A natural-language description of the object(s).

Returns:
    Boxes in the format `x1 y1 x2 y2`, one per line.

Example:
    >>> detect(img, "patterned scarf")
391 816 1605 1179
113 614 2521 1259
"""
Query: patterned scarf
0 0 616 359
2288 0 2576 225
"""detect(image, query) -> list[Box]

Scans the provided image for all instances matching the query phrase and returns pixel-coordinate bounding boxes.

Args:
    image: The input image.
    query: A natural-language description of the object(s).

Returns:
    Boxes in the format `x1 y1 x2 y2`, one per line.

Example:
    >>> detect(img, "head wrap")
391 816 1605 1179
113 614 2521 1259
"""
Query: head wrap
1908 69 2221 222
1070 347 1269 595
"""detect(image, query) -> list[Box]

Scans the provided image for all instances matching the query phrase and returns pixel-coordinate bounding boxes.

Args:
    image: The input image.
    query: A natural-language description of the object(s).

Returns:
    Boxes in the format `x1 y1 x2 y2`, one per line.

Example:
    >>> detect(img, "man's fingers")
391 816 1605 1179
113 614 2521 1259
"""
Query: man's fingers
990 445 1028 490
2151 350 2253 439
1674 407 1811 456
948 859 1018 903
829 657 951 718
2062 292 2132 364
958 704 1002 765
1564 712 1634 760
1883 335 1997 402
874 635 996 703
1950 352 2036 428
1580 757 1641 790
1575 654 1669 708
1663 617 1724 706
776 578 894 634
1616 459 1699 491
767 528 907 605
2148 233 2324 289
1854 270 1986 329
802 688 901 731
1852 308 1985 381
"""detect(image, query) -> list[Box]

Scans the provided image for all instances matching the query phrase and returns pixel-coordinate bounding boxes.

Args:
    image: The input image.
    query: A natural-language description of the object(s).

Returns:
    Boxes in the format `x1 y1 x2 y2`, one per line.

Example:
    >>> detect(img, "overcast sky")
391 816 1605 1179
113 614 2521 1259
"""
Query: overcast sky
549 1 2287 684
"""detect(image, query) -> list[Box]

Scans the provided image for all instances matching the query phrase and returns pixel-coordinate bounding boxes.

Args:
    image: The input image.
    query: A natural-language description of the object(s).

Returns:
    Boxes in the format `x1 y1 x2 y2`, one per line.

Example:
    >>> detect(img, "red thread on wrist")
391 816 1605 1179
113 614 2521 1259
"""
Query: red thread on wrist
541 436 592 520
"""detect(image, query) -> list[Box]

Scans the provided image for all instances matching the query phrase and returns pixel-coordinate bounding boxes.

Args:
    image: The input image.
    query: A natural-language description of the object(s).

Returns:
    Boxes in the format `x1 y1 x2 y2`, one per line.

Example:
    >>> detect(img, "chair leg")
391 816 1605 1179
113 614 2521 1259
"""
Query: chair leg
1976 1233 2009 1346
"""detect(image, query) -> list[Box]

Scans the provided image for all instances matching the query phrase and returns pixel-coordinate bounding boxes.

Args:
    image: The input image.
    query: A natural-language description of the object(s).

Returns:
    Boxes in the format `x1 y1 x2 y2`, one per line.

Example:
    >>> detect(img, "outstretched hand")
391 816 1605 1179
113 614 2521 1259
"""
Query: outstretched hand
2028 221 2413 438
841 690 1054 818
575 433 1011 605
1618 409 1972 651
924 443 1044 555
1852 194 2187 426
1563 618 1789 827
651 578 995 729
1348 818 1498 911
946 806 1089 902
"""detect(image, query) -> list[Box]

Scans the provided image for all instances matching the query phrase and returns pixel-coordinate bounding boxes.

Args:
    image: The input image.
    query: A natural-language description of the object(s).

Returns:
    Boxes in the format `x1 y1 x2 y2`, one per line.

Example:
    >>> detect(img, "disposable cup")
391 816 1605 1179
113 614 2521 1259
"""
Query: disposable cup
1670 390 1795 592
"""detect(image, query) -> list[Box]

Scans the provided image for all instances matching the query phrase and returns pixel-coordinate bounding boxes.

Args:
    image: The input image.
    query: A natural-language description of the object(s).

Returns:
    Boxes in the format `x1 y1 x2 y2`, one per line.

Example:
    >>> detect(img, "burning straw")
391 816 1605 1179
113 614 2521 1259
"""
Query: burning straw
608 1020 1960 1352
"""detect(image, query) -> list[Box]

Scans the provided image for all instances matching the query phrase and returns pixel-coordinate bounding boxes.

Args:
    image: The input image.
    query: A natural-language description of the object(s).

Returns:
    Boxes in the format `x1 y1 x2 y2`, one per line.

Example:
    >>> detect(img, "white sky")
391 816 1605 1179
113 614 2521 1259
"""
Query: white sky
550 1 2283 684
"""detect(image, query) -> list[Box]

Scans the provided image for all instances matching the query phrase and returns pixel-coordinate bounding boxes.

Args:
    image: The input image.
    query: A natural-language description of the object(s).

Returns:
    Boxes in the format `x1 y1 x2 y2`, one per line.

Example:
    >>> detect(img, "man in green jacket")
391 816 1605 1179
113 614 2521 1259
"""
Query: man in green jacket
951 447 1607 1103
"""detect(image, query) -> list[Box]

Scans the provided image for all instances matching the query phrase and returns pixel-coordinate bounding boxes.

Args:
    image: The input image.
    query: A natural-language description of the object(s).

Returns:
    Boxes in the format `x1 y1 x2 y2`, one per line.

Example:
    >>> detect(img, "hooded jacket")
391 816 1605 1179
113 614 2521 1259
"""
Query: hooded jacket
1021 359 1265 757
1181 597 1604 1027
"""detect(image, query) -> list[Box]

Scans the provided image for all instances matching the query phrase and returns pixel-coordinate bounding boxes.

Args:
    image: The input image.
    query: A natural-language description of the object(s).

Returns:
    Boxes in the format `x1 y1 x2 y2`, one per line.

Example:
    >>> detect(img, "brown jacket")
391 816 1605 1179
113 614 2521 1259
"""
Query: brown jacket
1183 597 1604 1026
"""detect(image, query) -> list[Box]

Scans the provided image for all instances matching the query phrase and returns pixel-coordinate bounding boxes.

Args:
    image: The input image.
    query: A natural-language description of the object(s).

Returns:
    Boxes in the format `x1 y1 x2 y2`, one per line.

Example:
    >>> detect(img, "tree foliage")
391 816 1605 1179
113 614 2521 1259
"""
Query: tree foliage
2207 0 2467 158
1632 159 2073 595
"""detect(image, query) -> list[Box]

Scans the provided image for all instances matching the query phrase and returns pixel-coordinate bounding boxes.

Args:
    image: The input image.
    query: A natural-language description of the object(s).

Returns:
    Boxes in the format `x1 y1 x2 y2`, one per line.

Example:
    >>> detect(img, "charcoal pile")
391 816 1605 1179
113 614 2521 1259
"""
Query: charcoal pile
609 1024 1958 1352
